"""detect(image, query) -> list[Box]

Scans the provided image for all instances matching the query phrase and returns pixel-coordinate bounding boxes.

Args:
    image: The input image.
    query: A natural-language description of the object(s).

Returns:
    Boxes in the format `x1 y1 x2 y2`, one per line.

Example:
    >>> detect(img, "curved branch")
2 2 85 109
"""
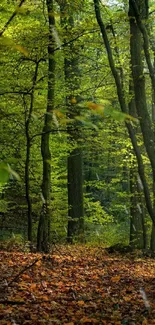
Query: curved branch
0 0 26 36
94 0 127 114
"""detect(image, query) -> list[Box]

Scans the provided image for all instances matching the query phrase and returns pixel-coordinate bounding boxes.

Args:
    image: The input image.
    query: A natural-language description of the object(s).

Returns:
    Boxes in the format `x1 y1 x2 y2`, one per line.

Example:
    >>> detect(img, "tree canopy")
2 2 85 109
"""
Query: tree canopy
0 0 155 252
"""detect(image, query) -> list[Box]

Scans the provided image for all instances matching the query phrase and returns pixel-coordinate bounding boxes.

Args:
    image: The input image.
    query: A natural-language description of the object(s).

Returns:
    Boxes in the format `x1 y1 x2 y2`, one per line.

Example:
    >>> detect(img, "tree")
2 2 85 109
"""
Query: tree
37 0 55 252
93 0 155 248
25 58 42 244
60 0 84 243
129 0 155 248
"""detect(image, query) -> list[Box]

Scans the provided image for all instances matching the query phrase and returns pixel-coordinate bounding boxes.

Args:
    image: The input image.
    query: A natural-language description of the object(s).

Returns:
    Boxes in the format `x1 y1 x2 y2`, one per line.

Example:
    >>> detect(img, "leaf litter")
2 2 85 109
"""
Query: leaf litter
0 246 155 324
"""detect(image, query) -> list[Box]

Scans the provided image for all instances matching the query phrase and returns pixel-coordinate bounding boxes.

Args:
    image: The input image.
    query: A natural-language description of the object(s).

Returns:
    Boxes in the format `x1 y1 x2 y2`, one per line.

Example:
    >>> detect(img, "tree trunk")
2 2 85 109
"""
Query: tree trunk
25 132 32 243
129 0 155 249
67 148 84 242
129 0 155 183
150 224 155 251
24 60 40 244
60 1 84 243
150 54 155 250
37 0 55 252
128 77 147 249
129 168 147 249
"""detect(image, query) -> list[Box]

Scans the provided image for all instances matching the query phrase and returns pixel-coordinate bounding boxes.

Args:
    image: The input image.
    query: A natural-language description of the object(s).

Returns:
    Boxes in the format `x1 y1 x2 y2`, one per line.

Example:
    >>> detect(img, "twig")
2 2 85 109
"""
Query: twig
8 258 40 286
0 299 51 305
0 300 26 305
0 0 26 37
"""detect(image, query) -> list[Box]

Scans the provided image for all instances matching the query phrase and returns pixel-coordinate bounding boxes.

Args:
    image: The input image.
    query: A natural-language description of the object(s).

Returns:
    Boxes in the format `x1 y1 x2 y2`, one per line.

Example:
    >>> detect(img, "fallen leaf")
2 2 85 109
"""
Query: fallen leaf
77 300 85 306
111 275 121 283
81 316 98 323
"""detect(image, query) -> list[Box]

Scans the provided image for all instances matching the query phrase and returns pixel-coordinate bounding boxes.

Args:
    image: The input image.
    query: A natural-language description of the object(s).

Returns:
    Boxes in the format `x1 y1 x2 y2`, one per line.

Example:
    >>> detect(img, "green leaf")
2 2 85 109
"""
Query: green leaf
15 7 28 15
75 116 98 130
0 36 29 56
0 163 20 185
87 102 137 123
0 165 9 184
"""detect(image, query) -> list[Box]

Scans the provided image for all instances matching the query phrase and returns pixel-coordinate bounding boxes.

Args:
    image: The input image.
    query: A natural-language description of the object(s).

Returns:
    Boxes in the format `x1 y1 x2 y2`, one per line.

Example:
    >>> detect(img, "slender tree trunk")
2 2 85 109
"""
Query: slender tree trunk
24 60 40 244
128 79 146 249
67 148 84 242
150 54 155 250
129 0 155 183
60 2 84 243
37 0 55 252
129 168 146 249
25 131 32 242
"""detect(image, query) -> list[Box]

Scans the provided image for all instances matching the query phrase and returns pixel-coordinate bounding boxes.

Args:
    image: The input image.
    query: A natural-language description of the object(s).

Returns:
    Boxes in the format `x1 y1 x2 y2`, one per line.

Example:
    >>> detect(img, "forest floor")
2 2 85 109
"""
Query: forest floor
0 245 155 325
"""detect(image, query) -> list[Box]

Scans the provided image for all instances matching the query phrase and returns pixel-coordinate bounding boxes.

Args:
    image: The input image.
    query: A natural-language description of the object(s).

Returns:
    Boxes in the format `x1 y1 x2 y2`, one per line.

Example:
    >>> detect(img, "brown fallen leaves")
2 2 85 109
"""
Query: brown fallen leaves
0 246 155 325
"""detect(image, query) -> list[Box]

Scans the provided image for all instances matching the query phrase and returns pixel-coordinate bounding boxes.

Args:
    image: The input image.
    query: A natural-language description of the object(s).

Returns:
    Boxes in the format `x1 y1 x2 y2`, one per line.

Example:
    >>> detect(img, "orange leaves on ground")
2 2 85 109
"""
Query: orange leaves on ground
123 295 132 302
40 295 49 301
35 259 41 266
77 300 85 306
21 274 30 280
81 316 99 323
1 247 155 324
29 283 37 290
111 275 121 283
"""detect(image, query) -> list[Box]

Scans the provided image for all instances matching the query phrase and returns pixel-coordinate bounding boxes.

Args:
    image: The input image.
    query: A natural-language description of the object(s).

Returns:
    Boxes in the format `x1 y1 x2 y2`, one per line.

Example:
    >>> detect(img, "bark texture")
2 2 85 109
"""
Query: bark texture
60 1 84 243
25 60 40 243
37 0 55 252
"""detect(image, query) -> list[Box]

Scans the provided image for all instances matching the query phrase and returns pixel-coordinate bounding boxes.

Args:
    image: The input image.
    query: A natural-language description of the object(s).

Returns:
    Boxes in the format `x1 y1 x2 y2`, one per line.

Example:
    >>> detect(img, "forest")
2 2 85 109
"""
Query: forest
1 0 155 252
1 0 155 324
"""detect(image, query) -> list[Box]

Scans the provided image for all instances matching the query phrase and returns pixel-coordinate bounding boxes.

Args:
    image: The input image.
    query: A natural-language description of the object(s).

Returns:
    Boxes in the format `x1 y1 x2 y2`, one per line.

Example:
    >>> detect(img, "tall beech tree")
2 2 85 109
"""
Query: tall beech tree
129 0 155 249
37 0 55 252
128 79 147 248
24 59 41 244
60 1 84 243
151 51 155 250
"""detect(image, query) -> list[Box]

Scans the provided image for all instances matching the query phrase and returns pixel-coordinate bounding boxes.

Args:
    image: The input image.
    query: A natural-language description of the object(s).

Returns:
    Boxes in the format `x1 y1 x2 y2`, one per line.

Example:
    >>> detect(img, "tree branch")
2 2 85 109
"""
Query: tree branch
0 0 26 37
0 299 51 305
8 258 39 286
93 0 127 114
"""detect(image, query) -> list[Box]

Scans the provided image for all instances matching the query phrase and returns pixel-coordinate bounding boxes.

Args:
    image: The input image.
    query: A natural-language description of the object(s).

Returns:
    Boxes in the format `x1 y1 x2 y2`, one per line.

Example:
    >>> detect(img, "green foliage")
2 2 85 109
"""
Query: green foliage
0 0 153 249
0 234 30 252
0 199 8 214
0 35 29 56
85 198 113 224
84 222 130 246
0 163 20 186
87 101 138 123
